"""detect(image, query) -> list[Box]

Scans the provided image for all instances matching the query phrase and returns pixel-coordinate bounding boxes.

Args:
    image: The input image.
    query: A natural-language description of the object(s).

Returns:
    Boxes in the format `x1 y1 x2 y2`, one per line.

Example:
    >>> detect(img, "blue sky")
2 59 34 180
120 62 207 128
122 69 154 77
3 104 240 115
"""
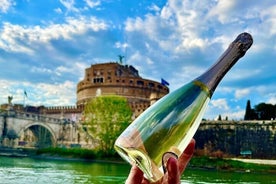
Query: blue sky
0 0 276 120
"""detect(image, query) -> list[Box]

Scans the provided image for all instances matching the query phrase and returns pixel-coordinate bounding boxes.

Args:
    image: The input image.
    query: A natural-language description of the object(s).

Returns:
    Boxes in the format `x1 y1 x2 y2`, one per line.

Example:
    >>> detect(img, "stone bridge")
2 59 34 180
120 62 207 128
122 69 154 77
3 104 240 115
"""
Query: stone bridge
0 109 79 149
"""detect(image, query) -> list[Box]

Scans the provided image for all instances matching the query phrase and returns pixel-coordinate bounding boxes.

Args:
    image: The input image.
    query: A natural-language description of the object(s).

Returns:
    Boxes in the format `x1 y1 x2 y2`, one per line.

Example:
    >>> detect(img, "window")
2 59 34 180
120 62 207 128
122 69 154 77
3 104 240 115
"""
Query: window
137 80 144 86
93 77 104 83
149 82 154 88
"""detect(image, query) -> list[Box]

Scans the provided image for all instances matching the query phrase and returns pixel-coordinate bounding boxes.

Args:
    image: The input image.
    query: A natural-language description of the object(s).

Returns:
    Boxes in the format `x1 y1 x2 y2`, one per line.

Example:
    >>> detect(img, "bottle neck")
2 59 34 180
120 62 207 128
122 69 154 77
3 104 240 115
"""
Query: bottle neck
195 32 253 97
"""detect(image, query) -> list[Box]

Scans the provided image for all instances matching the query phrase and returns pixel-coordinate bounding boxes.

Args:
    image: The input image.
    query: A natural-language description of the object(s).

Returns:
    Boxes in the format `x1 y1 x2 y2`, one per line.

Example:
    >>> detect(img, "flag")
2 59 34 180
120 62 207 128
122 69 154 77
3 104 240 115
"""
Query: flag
24 90 28 98
161 78 170 86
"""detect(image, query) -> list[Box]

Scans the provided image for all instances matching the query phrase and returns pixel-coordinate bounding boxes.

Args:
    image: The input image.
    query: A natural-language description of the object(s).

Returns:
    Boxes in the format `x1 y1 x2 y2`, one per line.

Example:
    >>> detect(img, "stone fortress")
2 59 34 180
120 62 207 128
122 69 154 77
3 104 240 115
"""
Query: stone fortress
0 62 169 149
76 62 169 118
47 62 169 120
3 62 169 121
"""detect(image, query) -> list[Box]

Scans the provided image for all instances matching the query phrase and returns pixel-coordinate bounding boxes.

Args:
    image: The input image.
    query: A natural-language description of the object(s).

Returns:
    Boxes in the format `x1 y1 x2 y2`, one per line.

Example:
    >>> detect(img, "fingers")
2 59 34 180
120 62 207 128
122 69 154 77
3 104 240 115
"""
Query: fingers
125 165 144 184
178 139 196 173
167 157 180 184
125 139 196 184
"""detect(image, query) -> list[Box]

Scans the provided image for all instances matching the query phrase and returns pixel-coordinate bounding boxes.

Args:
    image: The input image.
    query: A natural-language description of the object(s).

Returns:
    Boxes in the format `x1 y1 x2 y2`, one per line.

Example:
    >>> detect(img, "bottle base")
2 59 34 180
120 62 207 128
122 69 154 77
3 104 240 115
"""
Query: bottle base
114 143 164 182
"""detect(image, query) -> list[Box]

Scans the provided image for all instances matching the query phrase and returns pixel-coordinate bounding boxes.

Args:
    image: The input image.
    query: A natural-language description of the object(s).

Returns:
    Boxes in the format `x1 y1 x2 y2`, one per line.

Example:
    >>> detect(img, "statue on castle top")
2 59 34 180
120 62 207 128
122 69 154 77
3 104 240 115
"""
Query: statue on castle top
8 96 13 105
118 55 124 64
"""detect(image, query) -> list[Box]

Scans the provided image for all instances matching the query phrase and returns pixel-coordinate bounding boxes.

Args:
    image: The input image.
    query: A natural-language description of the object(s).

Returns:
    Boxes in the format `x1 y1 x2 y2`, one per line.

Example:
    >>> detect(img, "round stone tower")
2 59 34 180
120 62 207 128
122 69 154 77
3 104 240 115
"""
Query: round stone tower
76 62 169 118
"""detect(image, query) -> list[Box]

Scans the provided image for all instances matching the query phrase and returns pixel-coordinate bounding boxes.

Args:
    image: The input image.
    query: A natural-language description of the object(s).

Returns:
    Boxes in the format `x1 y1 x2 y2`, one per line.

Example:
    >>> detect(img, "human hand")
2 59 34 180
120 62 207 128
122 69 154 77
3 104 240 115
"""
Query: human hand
125 139 196 184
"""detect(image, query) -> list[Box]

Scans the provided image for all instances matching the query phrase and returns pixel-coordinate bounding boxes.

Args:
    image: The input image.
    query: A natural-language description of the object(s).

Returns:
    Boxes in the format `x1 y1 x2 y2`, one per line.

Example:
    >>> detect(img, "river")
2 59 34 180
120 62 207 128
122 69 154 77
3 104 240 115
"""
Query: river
0 156 275 184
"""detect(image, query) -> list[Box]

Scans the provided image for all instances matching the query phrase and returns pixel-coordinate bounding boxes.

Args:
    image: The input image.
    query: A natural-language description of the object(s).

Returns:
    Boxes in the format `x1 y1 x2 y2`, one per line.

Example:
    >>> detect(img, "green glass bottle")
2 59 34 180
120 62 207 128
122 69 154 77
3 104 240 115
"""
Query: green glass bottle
114 32 253 182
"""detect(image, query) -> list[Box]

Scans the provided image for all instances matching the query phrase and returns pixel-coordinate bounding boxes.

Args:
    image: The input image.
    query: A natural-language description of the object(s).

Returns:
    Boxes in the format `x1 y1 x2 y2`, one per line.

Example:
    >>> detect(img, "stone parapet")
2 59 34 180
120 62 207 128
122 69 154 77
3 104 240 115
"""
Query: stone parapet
195 120 276 159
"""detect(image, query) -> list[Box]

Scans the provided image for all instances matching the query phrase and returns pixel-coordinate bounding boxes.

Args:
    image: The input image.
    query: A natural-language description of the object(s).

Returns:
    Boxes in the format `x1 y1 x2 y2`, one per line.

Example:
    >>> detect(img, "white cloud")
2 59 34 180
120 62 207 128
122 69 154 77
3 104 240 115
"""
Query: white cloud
84 0 101 8
30 80 76 106
260 5 276 36
125 7 205 53
30 66 53 74
235 88 250 99
267 96 276 105
30 62 87 80
0 16 108 54
0 79 76 106
222 109 245 120
207 0 236 23
227 68 262 81
115 41 128 53
205 99 245 120
148 4 161 12
54 8 63 14
0 0 14 13
55 62 87 78
128 51 154 68
172 65 205 86
125 17 146 32
60 0 79 12
210 98 229 110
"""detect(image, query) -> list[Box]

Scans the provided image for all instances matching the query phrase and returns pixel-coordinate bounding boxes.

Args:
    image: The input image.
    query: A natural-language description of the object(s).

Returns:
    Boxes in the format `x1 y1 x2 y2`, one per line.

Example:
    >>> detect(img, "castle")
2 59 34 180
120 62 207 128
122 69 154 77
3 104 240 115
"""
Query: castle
76 62 169 118
1 62 169 120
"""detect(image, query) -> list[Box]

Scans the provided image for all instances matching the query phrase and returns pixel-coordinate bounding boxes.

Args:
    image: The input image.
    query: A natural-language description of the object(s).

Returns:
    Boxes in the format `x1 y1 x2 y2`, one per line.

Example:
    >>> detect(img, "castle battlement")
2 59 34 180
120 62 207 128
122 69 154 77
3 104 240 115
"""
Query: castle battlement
44 105 82 114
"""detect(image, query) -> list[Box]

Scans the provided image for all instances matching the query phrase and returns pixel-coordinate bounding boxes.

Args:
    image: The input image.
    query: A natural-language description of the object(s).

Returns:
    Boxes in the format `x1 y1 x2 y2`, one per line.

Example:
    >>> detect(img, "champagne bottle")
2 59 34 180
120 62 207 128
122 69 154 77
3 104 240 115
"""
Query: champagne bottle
114 32 253 182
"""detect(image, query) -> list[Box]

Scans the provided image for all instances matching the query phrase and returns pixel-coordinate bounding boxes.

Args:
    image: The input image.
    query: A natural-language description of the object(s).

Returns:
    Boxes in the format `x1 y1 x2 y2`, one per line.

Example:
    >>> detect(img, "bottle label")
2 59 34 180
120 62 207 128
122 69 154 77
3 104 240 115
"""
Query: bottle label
193 80 210 97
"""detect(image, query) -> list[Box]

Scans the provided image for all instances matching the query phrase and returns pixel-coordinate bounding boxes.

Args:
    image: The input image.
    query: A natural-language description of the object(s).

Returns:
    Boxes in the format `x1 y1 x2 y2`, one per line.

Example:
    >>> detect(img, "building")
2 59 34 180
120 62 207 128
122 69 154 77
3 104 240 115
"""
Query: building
76 62 169 117
1 62 169 119
0 62 169 148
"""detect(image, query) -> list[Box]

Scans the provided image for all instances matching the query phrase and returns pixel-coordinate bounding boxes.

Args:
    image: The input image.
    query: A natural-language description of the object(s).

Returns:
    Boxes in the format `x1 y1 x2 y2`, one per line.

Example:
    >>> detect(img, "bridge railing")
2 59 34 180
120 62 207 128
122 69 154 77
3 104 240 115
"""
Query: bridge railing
0 109 73 124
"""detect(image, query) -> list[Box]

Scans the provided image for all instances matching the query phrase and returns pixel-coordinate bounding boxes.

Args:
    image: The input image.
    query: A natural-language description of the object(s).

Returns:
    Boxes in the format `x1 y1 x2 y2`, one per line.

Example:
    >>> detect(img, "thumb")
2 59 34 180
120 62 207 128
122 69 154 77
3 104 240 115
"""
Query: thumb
178 139 195 173
125 165 143 184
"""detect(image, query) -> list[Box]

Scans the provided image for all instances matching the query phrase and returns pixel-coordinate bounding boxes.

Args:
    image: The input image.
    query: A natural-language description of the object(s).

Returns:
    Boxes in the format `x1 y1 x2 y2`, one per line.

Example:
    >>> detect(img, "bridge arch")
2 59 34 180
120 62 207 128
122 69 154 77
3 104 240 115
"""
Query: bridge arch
18 122 57 148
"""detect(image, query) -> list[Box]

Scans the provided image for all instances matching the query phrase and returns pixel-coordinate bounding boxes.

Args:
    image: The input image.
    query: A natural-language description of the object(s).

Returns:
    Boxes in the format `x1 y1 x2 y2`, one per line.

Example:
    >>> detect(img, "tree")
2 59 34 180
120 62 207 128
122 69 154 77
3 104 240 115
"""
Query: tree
84 95 133 154
254 103 275 120
244 100 259 120
244 100 252 120
217 114 222 121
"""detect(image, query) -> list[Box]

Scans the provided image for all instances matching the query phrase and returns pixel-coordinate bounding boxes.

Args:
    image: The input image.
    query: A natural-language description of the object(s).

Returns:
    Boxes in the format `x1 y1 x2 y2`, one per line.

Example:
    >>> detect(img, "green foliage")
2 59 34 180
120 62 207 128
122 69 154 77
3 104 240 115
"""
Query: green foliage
36 147 97 159
84 95 132 155
244 100 276 120
244 100 252 120
254 103 276 120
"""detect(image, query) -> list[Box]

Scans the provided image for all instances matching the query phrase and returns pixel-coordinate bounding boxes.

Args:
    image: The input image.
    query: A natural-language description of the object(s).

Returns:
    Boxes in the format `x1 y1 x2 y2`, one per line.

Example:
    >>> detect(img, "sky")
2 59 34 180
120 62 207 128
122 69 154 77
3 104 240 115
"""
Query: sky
0 0 276 120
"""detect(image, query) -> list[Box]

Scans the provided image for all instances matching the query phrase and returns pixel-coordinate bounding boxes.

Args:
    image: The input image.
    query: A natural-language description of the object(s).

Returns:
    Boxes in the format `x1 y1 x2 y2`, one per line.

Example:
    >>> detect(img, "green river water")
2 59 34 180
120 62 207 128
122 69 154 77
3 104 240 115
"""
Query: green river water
0 156 275 184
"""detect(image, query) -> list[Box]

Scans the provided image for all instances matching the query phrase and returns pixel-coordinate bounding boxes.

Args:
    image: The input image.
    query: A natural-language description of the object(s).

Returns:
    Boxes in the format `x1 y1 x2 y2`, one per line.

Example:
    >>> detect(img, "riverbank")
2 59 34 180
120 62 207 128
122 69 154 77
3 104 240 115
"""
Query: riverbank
230 158 276 165
1 147 276 174
189 156 276 174
0 147 29 157
0 146 123 164
1 156 274 184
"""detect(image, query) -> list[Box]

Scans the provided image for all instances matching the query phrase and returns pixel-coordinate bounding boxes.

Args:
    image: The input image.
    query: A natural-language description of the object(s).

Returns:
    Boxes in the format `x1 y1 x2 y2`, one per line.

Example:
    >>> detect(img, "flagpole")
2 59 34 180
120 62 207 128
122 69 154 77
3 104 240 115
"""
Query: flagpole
23 93 25 107
23 90 27 107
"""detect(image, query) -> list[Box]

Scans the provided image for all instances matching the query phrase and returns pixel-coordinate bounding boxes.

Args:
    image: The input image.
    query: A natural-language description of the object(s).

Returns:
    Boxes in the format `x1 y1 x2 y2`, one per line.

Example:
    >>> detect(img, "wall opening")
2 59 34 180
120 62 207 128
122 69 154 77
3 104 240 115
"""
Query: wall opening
18 125 54 148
